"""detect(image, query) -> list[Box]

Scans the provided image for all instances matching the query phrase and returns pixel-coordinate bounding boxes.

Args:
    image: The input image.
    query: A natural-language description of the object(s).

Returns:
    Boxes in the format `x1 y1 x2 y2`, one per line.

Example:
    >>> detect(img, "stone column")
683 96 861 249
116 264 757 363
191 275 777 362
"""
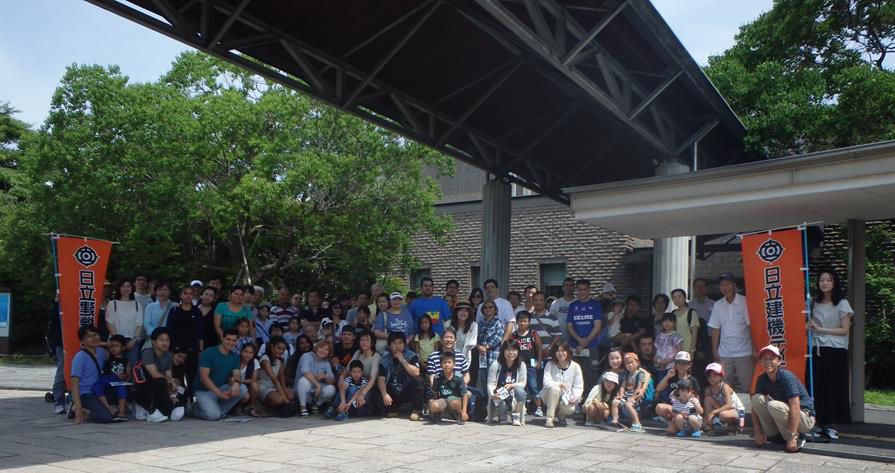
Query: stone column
652 161 690 298
481 178 511 292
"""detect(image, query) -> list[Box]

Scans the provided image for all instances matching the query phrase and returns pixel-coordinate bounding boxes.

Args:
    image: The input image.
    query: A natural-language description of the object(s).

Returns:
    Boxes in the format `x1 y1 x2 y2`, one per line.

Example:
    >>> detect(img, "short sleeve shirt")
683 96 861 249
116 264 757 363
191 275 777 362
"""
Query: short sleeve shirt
567 299 604 349
141 348 173 374
812 299 853 349
299 352 334 378
71 348 107 395
214 302 253 331
707 293 752 357
195 346 239 391
409 297 452 336
755 368 815 416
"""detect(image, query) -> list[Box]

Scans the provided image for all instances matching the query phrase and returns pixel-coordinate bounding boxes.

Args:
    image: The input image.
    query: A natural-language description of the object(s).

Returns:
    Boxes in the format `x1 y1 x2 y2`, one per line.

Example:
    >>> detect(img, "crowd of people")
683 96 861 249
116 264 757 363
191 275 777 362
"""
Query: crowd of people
49 268 854 453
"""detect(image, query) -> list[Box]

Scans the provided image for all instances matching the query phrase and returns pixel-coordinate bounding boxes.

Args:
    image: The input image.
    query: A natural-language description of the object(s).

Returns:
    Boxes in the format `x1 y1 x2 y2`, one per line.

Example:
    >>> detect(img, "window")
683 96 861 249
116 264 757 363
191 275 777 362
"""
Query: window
410 268 431 292
540 263 566 298
470 265 481 291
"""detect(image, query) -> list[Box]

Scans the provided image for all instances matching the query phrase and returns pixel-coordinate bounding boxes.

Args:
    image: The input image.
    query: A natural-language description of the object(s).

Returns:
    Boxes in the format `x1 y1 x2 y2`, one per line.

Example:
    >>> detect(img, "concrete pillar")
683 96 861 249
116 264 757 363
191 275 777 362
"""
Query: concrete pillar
652 161 691 298
848 219 866 422
481 178 511 292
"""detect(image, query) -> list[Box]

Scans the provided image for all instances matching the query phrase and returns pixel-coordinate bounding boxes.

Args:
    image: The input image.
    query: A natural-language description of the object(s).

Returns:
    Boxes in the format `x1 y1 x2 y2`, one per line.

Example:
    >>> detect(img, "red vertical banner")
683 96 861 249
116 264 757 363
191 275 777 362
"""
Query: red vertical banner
54 236 113 389
741 228 807 386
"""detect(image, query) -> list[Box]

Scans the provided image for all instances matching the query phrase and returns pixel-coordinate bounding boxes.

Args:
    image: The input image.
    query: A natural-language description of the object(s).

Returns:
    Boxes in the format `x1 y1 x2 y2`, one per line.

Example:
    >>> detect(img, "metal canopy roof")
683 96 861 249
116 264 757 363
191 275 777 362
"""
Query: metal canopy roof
86 0 748 204
564 141 895 238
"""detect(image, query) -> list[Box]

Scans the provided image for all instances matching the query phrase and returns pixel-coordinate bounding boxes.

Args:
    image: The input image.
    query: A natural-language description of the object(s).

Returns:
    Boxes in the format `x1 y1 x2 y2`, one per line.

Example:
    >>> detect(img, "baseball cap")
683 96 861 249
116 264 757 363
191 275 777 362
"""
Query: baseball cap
705 362 724 376
602 371 619 385
718 272 736 282
602 282 616 293
258 302 271 310
759 344 781 359
674 351 691 362
190 279 203 286
389 291 404 300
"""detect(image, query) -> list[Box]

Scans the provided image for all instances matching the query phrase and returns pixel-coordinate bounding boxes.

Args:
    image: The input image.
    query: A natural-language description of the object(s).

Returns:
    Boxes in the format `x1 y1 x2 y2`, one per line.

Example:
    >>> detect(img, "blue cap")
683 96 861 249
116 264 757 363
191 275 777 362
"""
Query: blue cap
718 272 736 282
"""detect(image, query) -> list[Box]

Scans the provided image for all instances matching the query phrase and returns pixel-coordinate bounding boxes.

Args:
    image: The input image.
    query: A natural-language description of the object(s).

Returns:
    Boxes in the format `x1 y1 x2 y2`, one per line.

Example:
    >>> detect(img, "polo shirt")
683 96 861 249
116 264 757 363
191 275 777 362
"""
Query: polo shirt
755 368 815 416
707 293 752 358
567 299 604 349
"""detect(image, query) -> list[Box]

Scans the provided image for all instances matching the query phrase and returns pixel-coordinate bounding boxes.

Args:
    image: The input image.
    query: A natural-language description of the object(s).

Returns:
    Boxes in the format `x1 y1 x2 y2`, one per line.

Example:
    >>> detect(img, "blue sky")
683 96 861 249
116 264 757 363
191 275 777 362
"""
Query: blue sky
1 0 771 127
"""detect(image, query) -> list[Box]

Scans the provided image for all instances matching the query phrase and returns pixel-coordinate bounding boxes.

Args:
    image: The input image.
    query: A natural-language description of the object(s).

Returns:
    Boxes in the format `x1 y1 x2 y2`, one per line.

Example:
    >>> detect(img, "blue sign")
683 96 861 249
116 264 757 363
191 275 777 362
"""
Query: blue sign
0 292 9 328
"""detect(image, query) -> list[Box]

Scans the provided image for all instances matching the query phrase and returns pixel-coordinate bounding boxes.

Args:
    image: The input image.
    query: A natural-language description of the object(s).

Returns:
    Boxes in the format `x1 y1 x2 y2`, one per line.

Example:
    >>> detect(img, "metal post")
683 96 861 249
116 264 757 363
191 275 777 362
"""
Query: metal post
848 219 866 422
689 142 698 295
481 177 511 292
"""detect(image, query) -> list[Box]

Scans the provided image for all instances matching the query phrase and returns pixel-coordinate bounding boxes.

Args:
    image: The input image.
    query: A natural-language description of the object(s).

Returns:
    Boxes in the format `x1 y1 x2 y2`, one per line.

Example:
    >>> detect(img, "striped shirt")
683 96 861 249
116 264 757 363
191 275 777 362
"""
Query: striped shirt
671 397 697 415
343 375 369 389
426 349 469 376
270 305 298 326
529 310 562 353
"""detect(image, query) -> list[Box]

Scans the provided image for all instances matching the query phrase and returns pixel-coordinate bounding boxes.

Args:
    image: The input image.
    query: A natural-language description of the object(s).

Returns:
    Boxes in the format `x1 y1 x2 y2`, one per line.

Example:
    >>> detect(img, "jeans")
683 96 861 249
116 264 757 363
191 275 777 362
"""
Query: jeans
344 385 369 417
94 375 127 401
525 366 540 400
52 345 66 407
296 377 337 407
79 393 114 423
191 384 248 420
493 386 527 414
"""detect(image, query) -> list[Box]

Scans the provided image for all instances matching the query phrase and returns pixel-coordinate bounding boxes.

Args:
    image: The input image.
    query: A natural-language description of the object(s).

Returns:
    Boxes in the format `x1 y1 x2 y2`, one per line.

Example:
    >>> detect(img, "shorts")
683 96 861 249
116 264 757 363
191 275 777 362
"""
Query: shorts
431 397 462 412
676 413 703 431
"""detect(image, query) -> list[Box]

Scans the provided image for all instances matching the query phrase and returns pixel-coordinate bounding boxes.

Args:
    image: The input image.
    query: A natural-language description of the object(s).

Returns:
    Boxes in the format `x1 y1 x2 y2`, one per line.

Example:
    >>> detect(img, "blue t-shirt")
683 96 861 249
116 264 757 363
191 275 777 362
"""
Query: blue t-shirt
567 299 604 349
195 346 239 391
71 347 107 395
409 297 451 336
373 309 416 338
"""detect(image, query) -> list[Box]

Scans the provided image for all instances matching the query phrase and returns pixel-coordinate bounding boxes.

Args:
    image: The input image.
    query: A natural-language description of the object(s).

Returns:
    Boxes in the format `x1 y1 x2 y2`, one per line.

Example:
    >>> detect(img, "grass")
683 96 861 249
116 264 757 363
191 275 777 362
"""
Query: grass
865 390 895 406
0 354 55 365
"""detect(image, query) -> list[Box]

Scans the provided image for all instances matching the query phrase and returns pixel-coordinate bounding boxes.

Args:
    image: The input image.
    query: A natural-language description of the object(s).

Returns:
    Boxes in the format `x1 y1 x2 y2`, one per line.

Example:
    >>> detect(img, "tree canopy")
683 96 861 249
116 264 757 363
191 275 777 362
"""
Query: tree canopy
0 52 452 342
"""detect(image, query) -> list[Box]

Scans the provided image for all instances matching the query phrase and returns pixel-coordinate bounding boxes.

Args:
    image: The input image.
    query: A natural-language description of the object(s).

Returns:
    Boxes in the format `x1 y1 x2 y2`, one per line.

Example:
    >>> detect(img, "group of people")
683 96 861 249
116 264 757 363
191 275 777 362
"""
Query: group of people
51 268 854 453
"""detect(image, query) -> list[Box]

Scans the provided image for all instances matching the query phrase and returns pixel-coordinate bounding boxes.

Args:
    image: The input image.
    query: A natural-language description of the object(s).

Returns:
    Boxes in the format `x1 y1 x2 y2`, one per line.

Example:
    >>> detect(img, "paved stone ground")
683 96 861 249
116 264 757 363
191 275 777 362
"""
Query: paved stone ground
2 389 894 473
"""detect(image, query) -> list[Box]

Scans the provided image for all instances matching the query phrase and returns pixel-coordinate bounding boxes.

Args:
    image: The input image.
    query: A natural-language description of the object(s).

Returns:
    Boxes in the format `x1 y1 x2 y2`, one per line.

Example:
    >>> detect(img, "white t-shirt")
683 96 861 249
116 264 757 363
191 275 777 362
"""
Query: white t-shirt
707 293 752 358
107 299 143 339
812 299 854 349
550 297 574 340
476 297 515 327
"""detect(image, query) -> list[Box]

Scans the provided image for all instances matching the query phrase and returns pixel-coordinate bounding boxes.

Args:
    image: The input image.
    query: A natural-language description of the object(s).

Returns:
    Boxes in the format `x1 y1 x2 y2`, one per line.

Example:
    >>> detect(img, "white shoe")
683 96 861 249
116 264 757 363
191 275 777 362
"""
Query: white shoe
134 403 148 420
146 409 169 423
170 406 185 421
54 404 65 415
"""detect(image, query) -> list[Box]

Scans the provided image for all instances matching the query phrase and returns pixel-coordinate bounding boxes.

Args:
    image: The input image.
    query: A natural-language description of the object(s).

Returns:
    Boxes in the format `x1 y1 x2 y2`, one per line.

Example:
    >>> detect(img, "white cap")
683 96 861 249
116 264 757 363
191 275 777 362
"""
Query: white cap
705 362 724 376
759 344 781 359
601 282 616 294
602 371 619 385
321 317 333 327
190 280 203 286
674 351 692 362
389 291 404 300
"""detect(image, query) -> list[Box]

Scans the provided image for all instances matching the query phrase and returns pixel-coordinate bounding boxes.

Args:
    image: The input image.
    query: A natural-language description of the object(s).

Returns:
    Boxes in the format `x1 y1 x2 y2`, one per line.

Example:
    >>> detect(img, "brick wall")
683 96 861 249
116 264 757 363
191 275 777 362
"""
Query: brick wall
408 195 652 306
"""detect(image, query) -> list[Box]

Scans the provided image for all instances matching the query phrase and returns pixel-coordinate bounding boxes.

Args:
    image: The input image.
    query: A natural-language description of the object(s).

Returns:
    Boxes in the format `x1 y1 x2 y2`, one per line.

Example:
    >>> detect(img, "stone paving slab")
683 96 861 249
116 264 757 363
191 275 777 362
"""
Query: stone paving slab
2 390 895 473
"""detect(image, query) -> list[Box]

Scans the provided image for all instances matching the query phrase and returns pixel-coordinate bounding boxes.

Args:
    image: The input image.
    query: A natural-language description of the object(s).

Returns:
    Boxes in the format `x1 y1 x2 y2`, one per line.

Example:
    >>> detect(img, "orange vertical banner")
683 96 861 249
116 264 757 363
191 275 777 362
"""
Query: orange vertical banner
741 228 807 387
54 236 113 389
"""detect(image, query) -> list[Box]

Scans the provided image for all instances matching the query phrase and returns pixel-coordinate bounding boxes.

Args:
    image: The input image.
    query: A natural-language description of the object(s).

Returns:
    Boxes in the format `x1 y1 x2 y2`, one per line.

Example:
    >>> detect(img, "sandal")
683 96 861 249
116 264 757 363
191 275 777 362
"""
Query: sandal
248 408 260 417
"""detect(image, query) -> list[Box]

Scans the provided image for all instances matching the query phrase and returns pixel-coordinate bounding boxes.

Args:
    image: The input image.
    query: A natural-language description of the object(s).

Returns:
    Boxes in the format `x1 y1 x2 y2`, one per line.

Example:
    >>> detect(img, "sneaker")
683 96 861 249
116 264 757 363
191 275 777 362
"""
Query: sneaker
691 431 701 438
170 406 185 421
409 411 420 421
585 420 595 427
512 414 521 426
556 416 567 427
146 410 168 423
796 434 807 451
112 416 128 423
533 407 544 417
300 408 309 417
629 423 644 433
711 416 724 429
334 412 348 421
823 427 839 440
54 404 65 415
651 415 667 425
310 404 319 415
676 431 686 437
324 407 336 419
134 404 148 421
544 418 555 428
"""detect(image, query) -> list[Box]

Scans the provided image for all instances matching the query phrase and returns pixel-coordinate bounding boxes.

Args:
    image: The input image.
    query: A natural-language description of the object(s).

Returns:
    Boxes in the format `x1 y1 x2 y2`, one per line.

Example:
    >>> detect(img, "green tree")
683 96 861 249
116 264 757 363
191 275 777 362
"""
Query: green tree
0 52 452 346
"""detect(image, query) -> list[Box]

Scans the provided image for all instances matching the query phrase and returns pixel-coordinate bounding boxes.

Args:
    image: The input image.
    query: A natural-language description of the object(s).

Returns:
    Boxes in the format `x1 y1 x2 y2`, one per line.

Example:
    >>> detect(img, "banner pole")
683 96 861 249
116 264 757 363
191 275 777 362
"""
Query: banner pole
802 224 814 398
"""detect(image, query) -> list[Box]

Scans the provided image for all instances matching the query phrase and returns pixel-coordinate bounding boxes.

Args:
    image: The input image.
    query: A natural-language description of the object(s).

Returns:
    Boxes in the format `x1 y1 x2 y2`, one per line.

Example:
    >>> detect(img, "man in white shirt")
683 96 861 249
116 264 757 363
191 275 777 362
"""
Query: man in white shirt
689 277 715 323
708 273 755 391
549 277 575 342
476 279 515 342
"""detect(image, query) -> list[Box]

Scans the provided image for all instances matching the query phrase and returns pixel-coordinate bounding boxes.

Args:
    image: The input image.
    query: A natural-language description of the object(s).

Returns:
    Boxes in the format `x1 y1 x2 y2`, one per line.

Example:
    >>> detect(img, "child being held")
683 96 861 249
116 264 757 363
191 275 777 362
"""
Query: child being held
667 378 703 437
654 313 684 379
610 352 650 432
702 362 745 435
429 351 469 424
606 300 625 345
328 360 369 421
584 371 619 427
95 334 129 420
233 318 256 355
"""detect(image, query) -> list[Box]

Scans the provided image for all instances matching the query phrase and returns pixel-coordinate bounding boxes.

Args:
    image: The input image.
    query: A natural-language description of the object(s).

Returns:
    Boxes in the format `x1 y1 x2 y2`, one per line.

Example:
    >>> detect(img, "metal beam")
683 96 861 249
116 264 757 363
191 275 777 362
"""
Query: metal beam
562 0 627 66
343 1 442 108
206 0 251 49
523 0 554 47
629 70 681 120
152 0 197 37
674 119 719 156
219 32 280 51
280 39 329 95
432 58 519 107
506 105 577 167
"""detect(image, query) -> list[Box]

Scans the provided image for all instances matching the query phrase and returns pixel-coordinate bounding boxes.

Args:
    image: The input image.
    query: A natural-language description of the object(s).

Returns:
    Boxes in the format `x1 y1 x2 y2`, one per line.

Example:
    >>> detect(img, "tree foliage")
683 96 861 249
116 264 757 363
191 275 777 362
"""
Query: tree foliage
0 52 452 344
705 0 895 158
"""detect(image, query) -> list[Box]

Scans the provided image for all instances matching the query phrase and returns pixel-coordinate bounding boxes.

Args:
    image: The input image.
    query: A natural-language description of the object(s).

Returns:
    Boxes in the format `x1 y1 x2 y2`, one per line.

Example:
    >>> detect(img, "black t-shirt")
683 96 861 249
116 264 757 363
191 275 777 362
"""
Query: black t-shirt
511 331 537 366
103 355 128 377
333 342 356 368
659 373 700 403
167 304 204 351
300 306 328 323
433 373 467 399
